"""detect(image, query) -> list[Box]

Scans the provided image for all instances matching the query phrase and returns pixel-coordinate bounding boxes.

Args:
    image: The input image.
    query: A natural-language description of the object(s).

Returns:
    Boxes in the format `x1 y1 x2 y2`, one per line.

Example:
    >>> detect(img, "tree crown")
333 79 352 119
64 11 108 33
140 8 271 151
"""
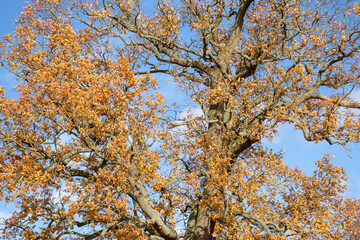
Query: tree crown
0 0 360 239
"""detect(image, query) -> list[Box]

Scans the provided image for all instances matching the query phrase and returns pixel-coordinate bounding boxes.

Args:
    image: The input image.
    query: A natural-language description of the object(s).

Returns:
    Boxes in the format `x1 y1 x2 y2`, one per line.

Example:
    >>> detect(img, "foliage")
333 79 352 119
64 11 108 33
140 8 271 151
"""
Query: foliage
0 0 360 239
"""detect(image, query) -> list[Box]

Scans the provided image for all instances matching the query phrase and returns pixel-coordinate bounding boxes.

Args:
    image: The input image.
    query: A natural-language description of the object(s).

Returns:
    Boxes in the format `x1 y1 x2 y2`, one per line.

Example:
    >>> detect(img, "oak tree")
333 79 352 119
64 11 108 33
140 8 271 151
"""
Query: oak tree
1 0 360 239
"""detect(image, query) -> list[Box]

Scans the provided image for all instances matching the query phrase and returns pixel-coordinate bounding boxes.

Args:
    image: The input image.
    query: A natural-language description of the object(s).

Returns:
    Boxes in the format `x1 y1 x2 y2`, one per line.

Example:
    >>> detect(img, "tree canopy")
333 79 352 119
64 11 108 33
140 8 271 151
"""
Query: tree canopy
0 0 360 239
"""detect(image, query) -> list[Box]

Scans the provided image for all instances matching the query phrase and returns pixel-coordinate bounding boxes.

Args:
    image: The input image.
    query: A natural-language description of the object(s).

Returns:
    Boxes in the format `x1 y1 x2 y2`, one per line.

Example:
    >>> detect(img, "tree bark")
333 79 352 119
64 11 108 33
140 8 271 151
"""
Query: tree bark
185 100 225 239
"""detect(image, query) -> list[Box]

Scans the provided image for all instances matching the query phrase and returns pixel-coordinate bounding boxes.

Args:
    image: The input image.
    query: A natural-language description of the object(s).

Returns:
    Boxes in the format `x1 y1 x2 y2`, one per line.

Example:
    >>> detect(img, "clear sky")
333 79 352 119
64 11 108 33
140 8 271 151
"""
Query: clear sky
0 0 359 202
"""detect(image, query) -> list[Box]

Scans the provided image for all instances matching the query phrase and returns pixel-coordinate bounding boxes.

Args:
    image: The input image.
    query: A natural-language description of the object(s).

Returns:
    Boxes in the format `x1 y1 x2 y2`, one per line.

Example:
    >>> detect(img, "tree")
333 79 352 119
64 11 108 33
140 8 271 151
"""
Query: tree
0 0 360 239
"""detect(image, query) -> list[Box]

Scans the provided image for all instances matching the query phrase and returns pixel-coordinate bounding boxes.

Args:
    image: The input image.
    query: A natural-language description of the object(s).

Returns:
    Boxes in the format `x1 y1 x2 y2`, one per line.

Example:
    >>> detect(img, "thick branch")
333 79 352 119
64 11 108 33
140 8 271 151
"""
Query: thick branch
128 178 178 240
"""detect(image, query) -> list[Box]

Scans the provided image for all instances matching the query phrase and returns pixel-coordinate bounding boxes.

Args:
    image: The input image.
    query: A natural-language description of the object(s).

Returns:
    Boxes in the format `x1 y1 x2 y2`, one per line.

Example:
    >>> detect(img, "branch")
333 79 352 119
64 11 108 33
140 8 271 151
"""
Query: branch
310 92 360 109
128 178 179 240
220 0 255 57
159 116 217 128
241 212 275 237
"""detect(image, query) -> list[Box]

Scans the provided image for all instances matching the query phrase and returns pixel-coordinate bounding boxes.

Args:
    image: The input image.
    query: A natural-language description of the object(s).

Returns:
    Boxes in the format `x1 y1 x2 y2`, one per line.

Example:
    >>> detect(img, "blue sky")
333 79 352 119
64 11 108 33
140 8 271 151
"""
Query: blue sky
0 1 27 99
0 0 359 206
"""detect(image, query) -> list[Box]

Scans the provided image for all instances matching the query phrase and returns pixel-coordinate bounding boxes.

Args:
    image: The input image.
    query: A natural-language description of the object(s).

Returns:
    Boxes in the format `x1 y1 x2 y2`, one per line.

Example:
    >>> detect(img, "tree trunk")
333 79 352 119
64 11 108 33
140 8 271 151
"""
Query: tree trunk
185 205 215 240
184 100 225 240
